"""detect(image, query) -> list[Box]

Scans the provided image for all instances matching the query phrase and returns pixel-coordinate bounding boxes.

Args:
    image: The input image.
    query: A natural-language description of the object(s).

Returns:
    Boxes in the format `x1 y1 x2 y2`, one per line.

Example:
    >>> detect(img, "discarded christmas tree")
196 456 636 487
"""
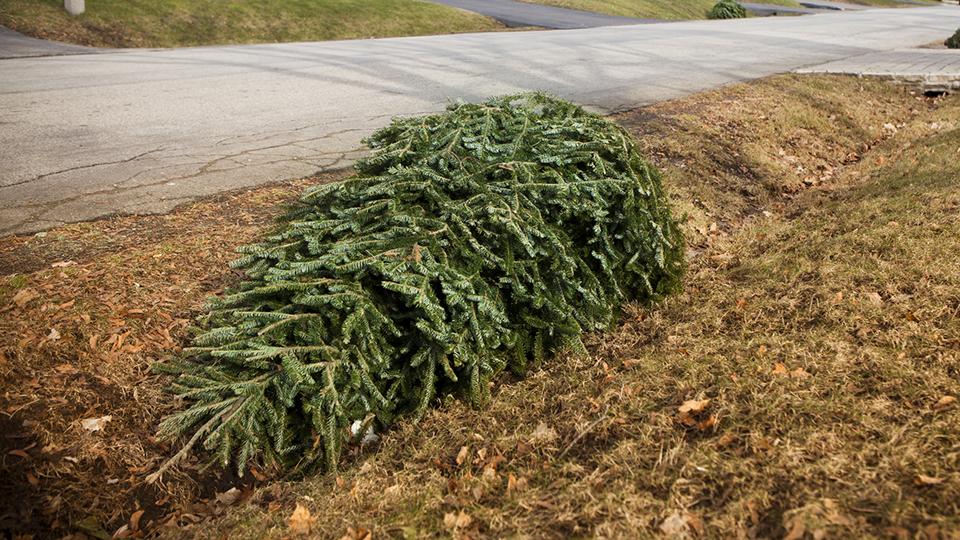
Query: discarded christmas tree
947 28 960 49
151 93 684 479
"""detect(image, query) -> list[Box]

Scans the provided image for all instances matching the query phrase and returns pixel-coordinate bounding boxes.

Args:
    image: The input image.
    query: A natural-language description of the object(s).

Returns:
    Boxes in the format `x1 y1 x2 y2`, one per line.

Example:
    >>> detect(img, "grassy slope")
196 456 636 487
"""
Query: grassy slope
0 0 501 48
190 76 958 538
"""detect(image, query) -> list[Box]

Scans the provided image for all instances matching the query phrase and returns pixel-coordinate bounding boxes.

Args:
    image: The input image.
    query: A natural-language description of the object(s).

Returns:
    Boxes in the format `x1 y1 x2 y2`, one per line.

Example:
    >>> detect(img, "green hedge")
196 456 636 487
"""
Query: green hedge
151 93 684 478
708 0 747 19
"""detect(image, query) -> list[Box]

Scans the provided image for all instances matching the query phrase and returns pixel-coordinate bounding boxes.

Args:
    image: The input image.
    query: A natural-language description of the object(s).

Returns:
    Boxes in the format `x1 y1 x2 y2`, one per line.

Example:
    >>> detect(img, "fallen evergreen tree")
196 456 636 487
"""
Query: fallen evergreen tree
947 28 960 49
150 93 684 479
708 0 747 19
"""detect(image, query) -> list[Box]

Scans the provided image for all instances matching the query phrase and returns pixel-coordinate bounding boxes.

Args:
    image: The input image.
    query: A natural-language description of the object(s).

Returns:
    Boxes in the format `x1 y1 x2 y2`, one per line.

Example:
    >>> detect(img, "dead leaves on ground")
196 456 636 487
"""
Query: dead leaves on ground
782 498 856 540
79 415 112 433
12 287 39 307
660 510 704 537
914 474 945 487
677 398 718 432
771 362 811 379
443 510 473 530
933 395 956 412
287 503 317 536
528 423 558 445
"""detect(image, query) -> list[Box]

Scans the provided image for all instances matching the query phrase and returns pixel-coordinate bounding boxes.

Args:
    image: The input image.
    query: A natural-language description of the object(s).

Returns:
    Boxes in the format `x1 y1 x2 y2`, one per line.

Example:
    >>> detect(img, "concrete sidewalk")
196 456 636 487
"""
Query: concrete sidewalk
2 6 960 235
796 48 960 92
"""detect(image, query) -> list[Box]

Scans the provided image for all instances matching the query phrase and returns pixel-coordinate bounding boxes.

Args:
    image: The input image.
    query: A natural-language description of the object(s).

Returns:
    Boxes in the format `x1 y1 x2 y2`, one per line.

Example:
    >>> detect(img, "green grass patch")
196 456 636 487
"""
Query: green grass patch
0 0 502 48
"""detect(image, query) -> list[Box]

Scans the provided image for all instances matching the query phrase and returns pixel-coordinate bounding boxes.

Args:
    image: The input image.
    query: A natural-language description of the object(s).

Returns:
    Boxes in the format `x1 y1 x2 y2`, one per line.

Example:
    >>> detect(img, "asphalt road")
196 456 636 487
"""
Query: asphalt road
2 5 960 235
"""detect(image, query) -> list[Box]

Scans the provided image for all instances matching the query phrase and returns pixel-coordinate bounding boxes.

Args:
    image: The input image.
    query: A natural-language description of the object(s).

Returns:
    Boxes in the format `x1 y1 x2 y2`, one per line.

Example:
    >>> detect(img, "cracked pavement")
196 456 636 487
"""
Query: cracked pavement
2 5 960 235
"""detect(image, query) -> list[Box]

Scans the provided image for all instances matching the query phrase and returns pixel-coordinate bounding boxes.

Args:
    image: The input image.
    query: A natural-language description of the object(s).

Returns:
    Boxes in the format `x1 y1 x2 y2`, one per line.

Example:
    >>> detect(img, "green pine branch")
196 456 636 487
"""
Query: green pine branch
151 92 684 480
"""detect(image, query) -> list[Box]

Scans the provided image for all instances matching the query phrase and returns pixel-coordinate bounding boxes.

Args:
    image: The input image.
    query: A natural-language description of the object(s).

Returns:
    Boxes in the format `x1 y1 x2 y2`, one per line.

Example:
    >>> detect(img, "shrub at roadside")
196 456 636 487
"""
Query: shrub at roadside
151 93 684 478
947 28 960 49
708 0 747 19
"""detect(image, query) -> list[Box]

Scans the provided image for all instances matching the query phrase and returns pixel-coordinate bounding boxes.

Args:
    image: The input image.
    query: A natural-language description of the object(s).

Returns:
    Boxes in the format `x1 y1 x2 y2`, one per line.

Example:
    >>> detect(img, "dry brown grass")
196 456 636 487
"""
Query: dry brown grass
0 173 344 537
191 77 960 539
1 75 958 538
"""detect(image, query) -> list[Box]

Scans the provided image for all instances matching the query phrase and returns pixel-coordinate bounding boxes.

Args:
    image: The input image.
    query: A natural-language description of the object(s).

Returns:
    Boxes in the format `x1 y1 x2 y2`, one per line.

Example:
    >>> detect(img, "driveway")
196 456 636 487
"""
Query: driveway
0 26 96 59
740 2 817 16
424 0 656 28
2 5 960 234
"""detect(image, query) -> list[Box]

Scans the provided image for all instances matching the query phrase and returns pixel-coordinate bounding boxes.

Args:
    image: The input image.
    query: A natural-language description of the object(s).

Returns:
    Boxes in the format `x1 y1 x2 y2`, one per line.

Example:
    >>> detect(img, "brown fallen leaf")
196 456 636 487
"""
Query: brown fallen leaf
678 399 710 415
784 519 806 540
915 474 944 486
8 449 30 460
697 414 719 431
934 395 956 411
288 503 316 536
81 415 112 433
250 467 268 482
529 423 558 444
456 445 469 466
716 432 737 448
215 487 241 506
659 511 694 536
12 288 39 307
678 399 713 428
339 526 372 540
129 509 145 531
772 363 789 376
443 511 472 530
506 473 518 494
